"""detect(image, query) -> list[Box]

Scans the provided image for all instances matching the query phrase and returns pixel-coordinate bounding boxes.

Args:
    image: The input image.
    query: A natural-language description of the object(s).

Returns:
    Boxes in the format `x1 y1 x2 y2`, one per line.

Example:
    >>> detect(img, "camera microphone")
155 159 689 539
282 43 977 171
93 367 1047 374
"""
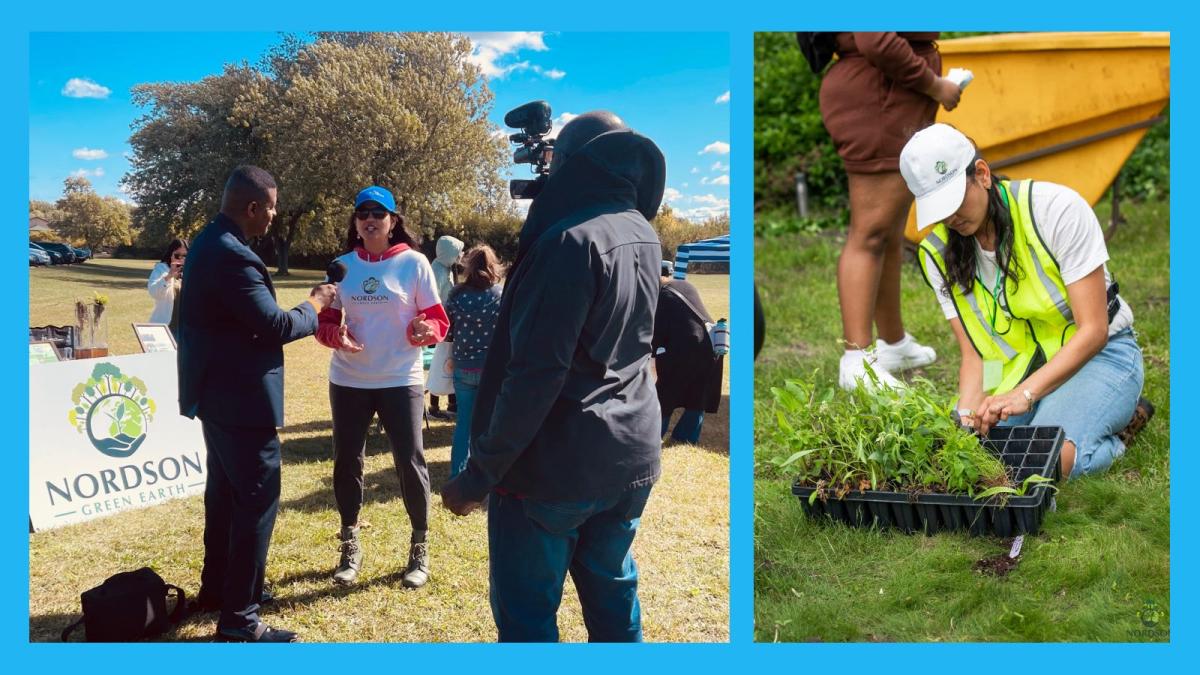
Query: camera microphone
326 260 347 283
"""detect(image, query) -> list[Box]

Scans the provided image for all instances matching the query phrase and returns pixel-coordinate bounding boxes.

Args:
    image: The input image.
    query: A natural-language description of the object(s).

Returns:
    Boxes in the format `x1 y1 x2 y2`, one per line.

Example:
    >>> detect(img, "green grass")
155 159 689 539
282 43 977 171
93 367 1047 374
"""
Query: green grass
29 261 729 642
754 199 1170 642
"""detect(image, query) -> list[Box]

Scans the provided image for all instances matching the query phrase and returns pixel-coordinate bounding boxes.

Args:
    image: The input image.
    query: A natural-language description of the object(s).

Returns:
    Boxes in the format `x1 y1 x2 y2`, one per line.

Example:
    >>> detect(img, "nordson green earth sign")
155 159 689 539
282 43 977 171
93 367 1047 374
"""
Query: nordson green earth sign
29 351 207 531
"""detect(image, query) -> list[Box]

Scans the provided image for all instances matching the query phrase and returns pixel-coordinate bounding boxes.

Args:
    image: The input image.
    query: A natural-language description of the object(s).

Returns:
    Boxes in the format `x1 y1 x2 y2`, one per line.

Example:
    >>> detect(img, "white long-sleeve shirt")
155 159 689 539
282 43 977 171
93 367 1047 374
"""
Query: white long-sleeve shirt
146 262 179 324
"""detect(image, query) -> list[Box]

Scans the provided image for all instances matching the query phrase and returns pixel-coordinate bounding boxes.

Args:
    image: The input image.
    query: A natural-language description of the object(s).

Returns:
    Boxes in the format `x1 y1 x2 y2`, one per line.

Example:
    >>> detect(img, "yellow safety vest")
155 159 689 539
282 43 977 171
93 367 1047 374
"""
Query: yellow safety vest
917 180 1076 394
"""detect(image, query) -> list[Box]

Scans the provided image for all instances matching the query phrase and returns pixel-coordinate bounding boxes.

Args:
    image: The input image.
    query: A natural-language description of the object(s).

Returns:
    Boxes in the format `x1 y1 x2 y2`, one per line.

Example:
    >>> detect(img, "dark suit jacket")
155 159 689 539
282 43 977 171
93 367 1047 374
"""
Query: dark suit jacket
177 213 319 428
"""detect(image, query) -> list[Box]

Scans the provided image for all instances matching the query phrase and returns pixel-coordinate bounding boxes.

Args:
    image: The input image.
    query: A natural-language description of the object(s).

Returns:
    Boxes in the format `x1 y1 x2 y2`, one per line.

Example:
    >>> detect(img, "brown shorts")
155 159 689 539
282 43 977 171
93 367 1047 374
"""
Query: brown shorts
819 47 941 174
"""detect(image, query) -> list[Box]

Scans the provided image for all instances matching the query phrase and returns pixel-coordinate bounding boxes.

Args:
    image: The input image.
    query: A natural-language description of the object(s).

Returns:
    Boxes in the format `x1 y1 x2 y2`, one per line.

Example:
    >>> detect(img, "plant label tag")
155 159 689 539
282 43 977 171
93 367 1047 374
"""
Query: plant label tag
1008 535 1024 559
983 360 1003 391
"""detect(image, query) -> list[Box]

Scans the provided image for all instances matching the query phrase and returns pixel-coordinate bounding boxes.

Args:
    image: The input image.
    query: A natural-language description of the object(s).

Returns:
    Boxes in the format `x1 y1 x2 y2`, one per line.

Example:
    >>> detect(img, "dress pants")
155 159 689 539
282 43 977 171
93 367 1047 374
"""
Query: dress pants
198 420 282 632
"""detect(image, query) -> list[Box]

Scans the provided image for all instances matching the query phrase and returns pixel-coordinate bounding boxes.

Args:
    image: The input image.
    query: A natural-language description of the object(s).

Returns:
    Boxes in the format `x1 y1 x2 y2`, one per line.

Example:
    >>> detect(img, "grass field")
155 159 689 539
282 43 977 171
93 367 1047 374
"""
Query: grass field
754 199 1170 642
28 260 729 643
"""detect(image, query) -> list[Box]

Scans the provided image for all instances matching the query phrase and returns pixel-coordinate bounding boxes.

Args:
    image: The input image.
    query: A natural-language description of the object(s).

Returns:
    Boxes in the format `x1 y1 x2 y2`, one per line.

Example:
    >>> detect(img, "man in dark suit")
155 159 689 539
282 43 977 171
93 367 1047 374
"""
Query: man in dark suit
177 165 335 642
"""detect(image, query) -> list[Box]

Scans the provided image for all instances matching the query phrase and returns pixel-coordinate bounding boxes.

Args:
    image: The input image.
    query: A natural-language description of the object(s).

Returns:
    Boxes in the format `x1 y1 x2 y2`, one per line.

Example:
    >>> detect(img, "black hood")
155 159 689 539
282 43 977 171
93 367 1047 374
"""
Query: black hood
515 129 665 268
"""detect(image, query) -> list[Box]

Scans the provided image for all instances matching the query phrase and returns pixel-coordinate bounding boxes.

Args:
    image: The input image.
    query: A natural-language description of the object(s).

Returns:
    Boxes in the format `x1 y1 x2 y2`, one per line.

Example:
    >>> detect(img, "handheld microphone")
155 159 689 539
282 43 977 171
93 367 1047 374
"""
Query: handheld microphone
326 260 347 283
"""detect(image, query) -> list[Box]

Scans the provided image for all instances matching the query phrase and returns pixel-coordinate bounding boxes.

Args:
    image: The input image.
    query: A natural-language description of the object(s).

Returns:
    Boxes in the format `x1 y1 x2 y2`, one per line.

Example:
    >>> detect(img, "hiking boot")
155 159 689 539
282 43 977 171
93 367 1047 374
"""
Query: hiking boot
332 525 362 586
1118 397 1156 447
874 333 937 373
401 540 429 589
428 409 455 421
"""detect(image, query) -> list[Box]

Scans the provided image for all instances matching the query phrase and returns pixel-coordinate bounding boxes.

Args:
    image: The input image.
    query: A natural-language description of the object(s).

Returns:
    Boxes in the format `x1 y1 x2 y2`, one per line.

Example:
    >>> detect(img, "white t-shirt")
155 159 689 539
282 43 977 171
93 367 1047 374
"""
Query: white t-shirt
925 181 1133 337
328 249 442 389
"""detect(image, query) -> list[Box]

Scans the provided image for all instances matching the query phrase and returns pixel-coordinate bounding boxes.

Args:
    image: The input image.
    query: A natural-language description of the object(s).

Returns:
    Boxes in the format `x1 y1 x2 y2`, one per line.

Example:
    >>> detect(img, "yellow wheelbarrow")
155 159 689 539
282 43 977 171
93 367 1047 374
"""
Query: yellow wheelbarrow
905 31 1170 242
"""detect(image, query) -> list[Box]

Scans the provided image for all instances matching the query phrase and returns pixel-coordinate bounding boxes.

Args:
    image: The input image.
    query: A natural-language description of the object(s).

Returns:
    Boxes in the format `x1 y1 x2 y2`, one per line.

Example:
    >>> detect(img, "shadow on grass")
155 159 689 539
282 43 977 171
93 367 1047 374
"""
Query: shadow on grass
33 262 151 291
261 568 416 614
34 607 214 643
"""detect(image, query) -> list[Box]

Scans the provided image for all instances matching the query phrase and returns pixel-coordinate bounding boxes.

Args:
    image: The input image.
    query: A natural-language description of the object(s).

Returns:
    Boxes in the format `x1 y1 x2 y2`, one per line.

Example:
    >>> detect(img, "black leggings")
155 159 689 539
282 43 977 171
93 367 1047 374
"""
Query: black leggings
330 383 429 531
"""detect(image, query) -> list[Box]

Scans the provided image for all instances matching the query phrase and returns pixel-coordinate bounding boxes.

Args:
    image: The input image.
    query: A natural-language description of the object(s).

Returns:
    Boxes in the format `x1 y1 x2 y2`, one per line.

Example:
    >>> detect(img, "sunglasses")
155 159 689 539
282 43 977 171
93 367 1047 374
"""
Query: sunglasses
354 208 390 221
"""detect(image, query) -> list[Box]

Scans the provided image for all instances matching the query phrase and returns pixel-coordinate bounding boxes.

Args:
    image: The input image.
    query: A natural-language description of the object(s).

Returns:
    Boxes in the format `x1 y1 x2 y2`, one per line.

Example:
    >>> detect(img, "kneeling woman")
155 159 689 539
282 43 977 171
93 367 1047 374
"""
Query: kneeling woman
900 124 1153 478
315 186 447 587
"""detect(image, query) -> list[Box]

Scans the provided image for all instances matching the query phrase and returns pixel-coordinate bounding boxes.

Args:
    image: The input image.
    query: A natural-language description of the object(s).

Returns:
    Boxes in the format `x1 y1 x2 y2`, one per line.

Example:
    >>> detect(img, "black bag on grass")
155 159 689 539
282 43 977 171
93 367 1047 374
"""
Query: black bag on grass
61 567 186 642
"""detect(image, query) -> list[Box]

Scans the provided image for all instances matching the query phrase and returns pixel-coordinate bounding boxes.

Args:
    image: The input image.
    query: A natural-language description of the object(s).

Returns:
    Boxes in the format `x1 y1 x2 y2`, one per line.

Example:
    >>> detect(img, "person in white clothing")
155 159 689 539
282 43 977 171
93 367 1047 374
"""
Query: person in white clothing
314 186 448 588
147 239 187 332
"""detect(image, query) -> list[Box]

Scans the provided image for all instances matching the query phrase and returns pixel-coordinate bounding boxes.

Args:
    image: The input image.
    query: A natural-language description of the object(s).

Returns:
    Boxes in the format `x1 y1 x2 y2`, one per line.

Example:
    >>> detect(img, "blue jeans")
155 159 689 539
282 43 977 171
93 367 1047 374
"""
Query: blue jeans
450 368 481 480
999 329 1144 477
487 484 653 642
662 408 704 443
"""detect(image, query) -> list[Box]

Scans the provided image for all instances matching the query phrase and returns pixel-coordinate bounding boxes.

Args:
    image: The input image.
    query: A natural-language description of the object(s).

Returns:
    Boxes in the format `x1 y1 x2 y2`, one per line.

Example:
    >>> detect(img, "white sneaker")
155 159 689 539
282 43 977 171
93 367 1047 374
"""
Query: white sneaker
839 350 905 391
874 333 936 373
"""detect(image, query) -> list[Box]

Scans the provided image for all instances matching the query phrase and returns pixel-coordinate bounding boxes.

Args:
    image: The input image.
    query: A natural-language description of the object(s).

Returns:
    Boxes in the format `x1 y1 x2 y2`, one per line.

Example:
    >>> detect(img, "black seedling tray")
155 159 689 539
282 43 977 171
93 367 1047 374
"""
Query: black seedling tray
792 425 1063 537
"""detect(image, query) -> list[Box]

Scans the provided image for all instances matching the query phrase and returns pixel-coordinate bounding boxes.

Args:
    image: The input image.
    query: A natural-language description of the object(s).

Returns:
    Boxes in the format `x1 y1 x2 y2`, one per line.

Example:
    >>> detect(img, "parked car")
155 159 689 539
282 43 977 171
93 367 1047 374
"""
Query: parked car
71 246 92 262
29 242 66 265
38 242 78 264
29 247 51 266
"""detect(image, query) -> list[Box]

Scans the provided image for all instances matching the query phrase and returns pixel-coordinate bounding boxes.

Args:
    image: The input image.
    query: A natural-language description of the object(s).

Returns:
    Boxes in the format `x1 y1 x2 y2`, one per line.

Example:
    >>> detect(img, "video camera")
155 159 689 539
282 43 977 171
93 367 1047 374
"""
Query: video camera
505 100 555 200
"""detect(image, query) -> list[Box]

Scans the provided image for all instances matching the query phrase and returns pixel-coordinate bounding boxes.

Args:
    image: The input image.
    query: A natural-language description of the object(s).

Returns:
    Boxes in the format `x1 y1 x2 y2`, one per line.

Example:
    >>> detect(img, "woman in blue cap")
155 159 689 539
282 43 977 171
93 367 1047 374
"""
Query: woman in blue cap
314 186 448 587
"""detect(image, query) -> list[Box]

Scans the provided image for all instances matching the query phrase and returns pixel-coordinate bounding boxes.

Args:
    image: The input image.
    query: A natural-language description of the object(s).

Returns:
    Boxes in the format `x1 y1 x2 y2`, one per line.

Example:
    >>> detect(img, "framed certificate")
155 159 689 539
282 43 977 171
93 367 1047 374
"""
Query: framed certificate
132 323 177 353
29 341 62 365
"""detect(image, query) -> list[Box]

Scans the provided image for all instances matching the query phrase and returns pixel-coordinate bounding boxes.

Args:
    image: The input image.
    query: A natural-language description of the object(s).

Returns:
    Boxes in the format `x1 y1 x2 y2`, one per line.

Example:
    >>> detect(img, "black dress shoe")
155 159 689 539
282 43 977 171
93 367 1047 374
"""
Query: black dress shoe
216 623 298 643
189 589 275 615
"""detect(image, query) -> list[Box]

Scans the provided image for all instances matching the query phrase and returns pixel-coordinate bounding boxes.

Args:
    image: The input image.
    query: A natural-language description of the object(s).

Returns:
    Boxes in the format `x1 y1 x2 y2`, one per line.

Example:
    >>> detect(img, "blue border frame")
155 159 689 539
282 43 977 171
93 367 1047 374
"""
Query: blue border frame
5 0 1193 670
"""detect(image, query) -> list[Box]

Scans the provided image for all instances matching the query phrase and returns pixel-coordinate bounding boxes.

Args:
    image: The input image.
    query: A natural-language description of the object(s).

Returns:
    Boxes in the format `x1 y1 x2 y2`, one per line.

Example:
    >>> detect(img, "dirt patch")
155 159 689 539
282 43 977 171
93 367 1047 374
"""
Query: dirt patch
974 538 1022 577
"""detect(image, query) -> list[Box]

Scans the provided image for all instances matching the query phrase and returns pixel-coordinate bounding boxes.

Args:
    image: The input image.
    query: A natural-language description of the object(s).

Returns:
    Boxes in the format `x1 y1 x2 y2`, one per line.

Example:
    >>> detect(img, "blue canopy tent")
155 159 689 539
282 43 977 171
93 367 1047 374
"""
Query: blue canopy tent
672 233 730 279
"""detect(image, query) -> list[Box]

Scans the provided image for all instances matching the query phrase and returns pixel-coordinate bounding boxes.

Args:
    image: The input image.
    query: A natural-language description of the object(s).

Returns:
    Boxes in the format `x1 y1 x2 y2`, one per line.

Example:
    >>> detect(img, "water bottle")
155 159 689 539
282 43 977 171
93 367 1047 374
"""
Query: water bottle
711 318 730 356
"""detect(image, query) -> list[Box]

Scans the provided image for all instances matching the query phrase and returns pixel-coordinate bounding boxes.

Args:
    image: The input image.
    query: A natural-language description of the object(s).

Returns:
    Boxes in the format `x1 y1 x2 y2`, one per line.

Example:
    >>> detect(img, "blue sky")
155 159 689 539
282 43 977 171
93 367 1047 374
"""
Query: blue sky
29 32 730 221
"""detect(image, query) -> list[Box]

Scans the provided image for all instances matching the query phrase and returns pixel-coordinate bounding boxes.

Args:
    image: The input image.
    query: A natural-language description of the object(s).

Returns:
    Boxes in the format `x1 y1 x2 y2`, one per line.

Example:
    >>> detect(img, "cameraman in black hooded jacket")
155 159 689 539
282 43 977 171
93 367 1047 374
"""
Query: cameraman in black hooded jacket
441 111 664 642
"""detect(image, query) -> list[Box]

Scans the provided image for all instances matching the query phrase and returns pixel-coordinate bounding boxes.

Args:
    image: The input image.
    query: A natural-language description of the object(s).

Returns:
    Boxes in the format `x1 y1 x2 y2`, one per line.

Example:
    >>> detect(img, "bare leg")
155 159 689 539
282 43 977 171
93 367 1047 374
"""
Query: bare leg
1060 440 1076 479
838 171 916 350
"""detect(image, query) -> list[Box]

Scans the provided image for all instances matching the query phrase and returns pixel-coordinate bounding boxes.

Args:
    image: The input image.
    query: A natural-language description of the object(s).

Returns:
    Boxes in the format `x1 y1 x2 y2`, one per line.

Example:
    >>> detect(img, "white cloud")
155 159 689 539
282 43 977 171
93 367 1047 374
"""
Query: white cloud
690 167 700 174
715 90 730 104
681 182 689 188
710 161 729 172
71 167 105 178
663 187 684 203
544 112 578 140
692 194 729 208
701 175 730 186
466 32 563 80
62 78 111 99
73 147 108 160
700 141 730 155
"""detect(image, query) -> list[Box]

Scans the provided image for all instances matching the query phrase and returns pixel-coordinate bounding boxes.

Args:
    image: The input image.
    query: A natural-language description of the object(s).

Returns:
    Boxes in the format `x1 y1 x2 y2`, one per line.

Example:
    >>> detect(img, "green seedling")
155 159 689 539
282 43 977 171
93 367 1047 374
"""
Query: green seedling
767 370 1014 500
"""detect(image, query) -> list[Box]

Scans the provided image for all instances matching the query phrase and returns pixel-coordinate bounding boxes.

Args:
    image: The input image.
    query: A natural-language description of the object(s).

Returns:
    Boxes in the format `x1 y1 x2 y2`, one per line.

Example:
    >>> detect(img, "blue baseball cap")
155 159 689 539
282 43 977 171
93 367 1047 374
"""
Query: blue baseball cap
354 186 397 213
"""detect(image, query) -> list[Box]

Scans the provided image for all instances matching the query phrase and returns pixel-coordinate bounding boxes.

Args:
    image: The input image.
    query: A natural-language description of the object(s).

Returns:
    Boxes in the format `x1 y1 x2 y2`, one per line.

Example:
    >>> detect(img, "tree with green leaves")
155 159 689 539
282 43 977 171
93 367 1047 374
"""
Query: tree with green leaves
53 176 133 249
125 32 509 274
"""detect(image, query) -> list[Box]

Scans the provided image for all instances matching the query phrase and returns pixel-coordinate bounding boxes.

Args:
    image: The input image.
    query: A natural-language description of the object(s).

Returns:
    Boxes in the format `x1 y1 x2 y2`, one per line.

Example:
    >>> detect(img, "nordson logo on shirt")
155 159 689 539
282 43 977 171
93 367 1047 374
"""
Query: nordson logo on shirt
351 276 390 303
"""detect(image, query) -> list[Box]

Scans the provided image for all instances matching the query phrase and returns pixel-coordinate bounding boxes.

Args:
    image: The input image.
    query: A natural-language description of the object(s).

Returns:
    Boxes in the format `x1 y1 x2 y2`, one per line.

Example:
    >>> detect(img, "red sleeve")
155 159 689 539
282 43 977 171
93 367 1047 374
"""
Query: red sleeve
315 306 344 349
407 303 449 346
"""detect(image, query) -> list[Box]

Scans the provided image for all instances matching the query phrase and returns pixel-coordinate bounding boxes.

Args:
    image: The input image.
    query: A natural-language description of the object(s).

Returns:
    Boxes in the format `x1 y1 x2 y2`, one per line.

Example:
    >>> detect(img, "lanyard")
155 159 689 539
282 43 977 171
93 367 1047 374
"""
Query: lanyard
978 182 1011 337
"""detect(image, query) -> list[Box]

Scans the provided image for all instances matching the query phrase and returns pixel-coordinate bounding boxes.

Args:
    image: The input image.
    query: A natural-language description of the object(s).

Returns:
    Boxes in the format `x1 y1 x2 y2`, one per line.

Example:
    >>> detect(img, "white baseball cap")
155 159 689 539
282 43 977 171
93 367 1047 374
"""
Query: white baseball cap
899 123 979 231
